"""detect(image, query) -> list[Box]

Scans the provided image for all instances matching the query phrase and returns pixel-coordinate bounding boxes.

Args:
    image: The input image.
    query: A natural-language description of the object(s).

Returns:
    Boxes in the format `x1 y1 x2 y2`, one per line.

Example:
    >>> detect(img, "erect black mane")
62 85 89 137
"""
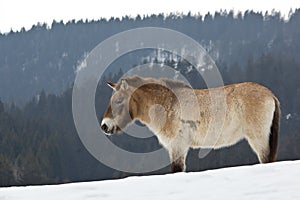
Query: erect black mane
120 76 190 89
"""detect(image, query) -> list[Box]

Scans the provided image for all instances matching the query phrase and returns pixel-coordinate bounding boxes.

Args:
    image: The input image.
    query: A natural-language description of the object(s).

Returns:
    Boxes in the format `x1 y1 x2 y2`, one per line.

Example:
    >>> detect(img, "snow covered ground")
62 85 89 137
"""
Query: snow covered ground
1 161 300 200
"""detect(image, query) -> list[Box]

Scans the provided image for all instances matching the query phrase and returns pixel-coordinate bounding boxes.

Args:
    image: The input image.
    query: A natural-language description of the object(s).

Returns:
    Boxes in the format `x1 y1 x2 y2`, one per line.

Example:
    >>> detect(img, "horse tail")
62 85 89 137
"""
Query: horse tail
268 97 280 162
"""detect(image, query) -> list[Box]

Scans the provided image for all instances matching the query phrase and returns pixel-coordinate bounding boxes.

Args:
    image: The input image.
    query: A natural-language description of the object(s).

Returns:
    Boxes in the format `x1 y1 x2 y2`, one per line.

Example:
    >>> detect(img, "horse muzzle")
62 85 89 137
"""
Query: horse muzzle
101 118 121 135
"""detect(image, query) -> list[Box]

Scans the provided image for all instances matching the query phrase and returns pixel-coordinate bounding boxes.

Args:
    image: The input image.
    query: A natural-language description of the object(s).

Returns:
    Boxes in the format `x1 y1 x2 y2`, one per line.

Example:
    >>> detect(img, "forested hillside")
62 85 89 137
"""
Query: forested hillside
1 10 300 103
0 10 300 186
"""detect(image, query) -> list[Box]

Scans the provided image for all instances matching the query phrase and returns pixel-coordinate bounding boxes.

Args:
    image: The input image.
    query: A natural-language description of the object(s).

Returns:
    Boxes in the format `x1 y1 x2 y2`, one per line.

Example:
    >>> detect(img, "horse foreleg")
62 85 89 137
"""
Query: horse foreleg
169 146 189 173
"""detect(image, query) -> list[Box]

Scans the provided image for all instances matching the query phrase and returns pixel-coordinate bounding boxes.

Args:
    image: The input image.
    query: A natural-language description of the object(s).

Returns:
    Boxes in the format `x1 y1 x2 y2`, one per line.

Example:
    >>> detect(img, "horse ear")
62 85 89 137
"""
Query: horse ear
106 82 117 90
120 79 128 90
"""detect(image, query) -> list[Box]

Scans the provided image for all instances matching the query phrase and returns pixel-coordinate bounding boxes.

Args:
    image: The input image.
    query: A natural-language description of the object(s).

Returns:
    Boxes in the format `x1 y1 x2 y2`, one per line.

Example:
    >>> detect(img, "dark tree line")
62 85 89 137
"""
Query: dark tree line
1 10 300 104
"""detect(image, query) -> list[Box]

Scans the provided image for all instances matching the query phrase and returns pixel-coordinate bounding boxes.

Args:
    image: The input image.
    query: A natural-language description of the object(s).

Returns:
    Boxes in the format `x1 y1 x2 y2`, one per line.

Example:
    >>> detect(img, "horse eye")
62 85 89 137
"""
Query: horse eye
116 99 123 104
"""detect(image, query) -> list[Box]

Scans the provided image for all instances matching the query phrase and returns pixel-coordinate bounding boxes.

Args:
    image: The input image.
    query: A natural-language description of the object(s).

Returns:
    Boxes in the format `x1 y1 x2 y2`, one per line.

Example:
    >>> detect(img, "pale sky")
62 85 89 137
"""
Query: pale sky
0 0 299 33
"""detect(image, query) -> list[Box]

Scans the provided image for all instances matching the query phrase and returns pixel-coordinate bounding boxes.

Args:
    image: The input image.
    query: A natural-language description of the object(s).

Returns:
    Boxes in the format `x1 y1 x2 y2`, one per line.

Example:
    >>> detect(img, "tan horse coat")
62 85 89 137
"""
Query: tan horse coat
101 76 280 172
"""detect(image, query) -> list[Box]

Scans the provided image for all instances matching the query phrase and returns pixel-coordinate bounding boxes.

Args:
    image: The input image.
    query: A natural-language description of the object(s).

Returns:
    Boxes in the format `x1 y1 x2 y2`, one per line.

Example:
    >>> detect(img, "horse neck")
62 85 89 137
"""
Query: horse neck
130 84 175 124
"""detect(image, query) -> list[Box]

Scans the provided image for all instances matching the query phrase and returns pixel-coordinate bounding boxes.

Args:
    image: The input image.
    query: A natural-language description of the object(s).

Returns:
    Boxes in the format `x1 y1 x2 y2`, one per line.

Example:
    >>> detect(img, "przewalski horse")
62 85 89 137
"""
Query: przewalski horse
101 76 280 173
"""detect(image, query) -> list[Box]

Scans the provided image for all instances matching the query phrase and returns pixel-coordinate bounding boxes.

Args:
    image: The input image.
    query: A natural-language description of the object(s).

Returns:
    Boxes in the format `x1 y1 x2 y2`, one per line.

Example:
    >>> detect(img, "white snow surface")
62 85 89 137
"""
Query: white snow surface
1 161 300 200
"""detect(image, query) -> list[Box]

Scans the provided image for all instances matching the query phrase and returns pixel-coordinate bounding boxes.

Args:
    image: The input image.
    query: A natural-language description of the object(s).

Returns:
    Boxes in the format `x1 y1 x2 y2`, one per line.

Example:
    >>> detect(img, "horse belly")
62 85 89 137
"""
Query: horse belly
191 113 245 149
212 124 244 149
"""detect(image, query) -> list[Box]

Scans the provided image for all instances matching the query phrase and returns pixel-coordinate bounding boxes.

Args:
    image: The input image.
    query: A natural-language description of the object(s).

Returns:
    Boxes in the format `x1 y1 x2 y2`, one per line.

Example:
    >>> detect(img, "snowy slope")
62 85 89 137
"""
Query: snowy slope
1 161 300 200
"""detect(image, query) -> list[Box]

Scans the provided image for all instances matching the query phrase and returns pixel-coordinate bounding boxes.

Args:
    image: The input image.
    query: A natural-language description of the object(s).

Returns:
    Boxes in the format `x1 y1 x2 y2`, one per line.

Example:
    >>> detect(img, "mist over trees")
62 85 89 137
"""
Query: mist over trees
0 9 300 186
1 9 300 103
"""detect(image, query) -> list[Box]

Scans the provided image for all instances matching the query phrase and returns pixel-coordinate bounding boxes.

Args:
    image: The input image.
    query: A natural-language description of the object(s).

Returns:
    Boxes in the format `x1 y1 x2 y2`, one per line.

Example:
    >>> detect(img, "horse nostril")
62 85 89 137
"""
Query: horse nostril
101 124 108 132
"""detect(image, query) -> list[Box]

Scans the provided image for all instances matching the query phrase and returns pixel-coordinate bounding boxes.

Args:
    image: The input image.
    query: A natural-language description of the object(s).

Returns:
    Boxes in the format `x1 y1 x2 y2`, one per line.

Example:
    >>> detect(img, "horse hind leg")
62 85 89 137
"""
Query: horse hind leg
247 133 271 163
246 100 279 163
